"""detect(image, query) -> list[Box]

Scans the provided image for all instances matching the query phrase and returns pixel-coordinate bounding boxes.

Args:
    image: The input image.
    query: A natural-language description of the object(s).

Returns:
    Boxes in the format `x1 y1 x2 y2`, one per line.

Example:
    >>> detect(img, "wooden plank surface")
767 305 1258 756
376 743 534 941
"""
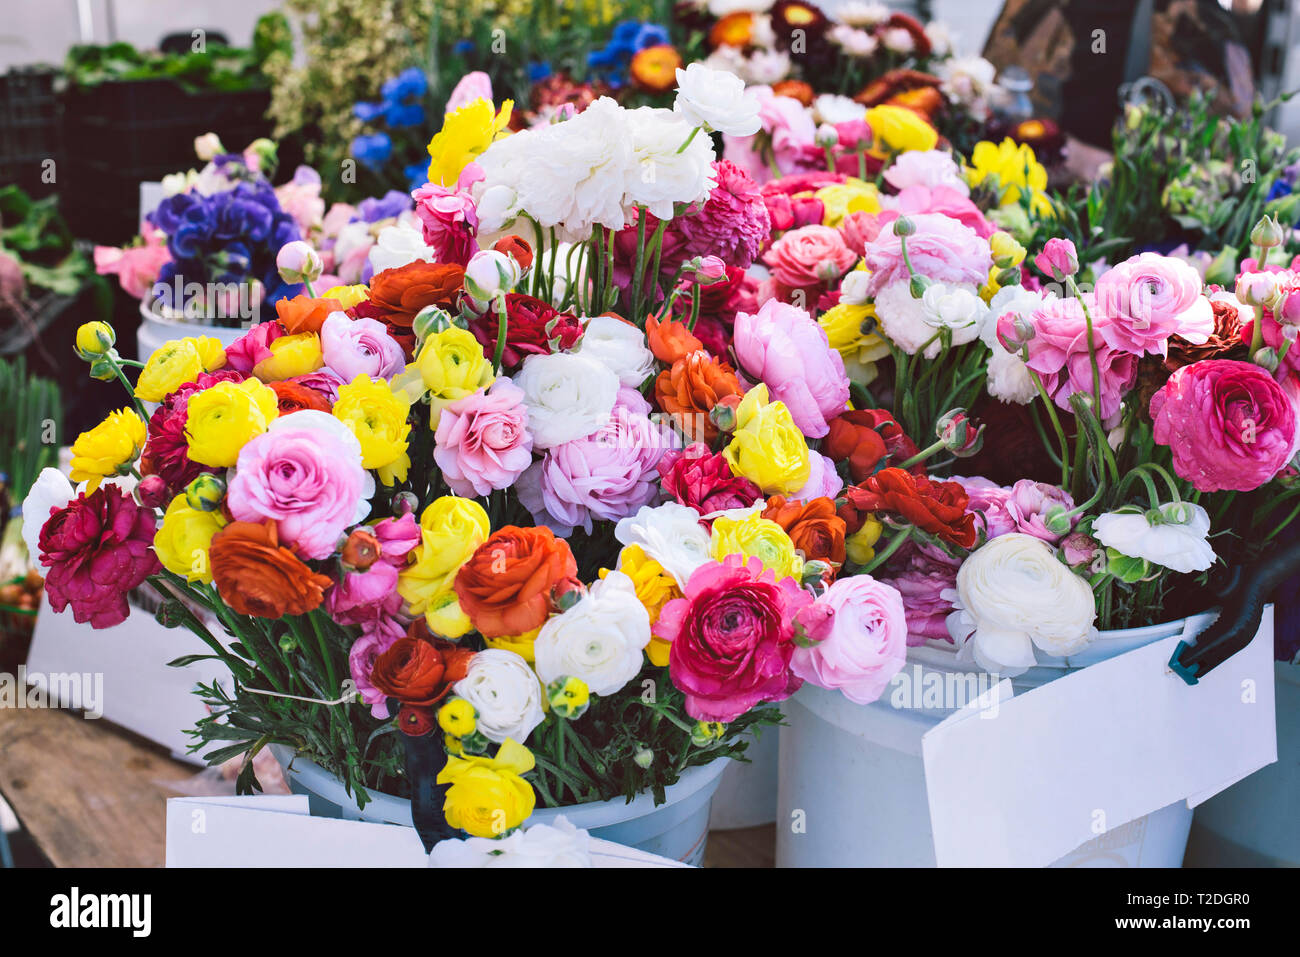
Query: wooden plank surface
704 824 776 868
0 706 196 868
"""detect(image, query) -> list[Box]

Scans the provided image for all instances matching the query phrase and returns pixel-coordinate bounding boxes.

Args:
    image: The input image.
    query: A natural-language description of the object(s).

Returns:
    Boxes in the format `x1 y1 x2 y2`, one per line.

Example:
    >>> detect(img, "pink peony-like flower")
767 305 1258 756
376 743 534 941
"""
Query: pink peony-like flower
673 160 771 269
792 451 845 500
1150 358 1297 492
790 575 908 704
94 228 170 300
1092 252 1214 356
655 554 814 722
882 150 969 195
516 403 680 536
38 484 161 627
225 413 369 560
1005 479 1075 542
319 312 405 381
658 442 762 516
225 320 285 374
733 298 850 437
434 379 534 497
876 544 960 646
1004 294 1138 420
762 224 857 289
861 212 991 294
412 166 482 267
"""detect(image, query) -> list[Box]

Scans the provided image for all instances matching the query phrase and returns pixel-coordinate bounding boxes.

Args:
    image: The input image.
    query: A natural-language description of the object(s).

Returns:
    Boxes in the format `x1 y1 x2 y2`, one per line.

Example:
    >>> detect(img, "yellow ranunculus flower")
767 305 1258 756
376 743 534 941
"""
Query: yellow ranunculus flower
484 628 540 662
397 497 490 623
392 326 494 428
184 379 279 467
818 301 891 386
69 408 147 490
332 374 412 485
322 284 369 309
252 332 324 382
989 230 1027 269
815 178 881 227
154 494 226 584
438 698 478 737
426 97 514 187
710 513 804 581
134 336 227 402
723 384 811 495
437 738 536 837
600 544 681 666
74 321 115 359
846 514 884 565
865 105 938 154
966 138 1053 216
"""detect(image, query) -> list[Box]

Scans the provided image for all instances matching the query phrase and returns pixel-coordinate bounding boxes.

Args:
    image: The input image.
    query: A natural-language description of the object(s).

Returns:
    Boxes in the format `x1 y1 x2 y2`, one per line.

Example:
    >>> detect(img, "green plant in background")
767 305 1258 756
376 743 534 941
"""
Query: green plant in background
0 185 100 299
63 35 278 94
0 356 61 508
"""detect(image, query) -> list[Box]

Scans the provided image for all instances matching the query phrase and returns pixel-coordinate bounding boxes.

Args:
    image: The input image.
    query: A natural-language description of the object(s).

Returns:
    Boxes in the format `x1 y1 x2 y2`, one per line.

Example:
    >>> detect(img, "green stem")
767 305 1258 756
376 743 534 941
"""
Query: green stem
860 526 914 574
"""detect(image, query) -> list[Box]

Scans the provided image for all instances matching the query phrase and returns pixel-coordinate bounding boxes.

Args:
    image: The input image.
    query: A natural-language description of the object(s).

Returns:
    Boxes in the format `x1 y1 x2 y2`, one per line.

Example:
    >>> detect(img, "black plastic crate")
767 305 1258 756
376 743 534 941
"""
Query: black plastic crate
0 68 61 198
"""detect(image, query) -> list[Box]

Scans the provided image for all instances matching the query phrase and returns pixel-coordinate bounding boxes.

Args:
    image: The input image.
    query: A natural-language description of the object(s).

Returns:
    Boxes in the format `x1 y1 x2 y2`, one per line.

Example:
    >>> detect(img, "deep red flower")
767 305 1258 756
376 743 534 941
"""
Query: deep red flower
468 293 583 371
842 467 977 549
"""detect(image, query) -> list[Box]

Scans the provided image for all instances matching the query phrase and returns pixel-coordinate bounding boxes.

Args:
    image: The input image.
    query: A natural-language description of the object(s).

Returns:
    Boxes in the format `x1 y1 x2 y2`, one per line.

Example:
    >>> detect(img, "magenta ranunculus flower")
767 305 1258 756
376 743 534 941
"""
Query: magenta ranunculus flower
655 554 814 722
673 159 771 269
412 166 481 267
225 411 370 560
1150 358 1297 492
733 298 850 438
861 212 991 294
658 442 762 516
789 575 908 705
327 512 421 616
39 484 161 627
319 312 405 382
952 475 1016 540
225 320 284 373
1092 252 1214 356
434 379 534 498
762 224 857 288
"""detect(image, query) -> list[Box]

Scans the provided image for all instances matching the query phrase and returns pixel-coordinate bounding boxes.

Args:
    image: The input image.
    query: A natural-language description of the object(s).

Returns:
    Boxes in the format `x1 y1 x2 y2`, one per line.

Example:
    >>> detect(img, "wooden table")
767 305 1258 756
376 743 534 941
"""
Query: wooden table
0 706 196 867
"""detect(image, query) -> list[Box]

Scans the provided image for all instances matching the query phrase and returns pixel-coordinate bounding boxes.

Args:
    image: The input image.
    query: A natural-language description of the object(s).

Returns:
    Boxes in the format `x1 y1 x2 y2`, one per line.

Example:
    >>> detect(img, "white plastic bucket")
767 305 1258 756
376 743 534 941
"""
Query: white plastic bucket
1185 660 1300 866
273 747 728 866
776 618 1198 867
136 301 248 358
708 728 779 830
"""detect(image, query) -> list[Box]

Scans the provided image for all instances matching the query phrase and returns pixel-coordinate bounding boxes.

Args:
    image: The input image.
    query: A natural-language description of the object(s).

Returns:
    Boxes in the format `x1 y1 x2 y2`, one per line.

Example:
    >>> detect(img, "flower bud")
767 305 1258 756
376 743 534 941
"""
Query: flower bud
340 527 382 573
87 356 118 382
892 216 916 237
816 257 845 282
185 473 227 512
136 474 170 509
74 321 116 360
908 273 931 299
1236 271 1278 308
458 729 490 754
936 408 984 457
492 234 534 271
995 266 1022 288
1251 214 1285 249
709 398 738 433
839 269 871 305
547 676 590 719
550 577 586 612
390 490 419 517
1033 237 1078 281
1060 531 1099 570
989 231 1026 269
690 720 725 747
276 240 323 284
696 255 727 282
633 747 655 769
243 138 278 174
193 132 225 162
1042 505 1073 537
412 305 453 343
1253 346 1280 373
815 123 839 148
278 634 298 653
464 249 521 306
800 560 831 589
154 599 188 629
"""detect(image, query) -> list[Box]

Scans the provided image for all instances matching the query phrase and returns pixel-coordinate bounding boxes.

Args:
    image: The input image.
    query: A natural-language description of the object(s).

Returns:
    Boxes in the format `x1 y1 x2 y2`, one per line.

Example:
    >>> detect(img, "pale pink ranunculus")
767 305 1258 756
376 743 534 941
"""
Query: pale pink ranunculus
891 185 995 239
733 298 850 438
434 379 535 498
94 228 170 300
792 451 845 500
320 312 405 381
722 89 819 185
762 224 857 289
952 475 1016 540
882 149 969 195
225 320 285 373
1092 252 1214 356
412 165 482 267
790 575 908 705
862 212 991 294
446 71 494 113
1005 479 1075 542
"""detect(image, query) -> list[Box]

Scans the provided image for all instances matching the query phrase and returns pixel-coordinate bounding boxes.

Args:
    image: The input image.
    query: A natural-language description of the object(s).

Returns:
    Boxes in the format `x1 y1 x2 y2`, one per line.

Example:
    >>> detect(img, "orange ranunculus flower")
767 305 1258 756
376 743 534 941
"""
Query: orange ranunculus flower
654 350 743 444
492 235 534 271
771 79 814 107
453 526 577 639
709 11 753 48
369 636 474 707
887 85 944 120
854 68 942 108
356 262 466 356
646 314 703 365
761 495 847 572
208 521 332 617
630 44 683 94
269 380 332 415
275 295 343 335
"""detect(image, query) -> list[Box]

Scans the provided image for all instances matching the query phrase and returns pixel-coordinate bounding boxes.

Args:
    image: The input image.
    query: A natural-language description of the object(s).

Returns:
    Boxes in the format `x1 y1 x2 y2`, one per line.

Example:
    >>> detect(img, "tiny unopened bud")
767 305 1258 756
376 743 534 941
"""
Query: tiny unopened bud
908 274 931 299
413 305 453 342
892 216 916 237
633 747 654 768
709 401 737 433
390 490 419 516
279 634 298 653
1236 271 1278 308
995 266 1022 287
1252 214 1285 249
185 474 227 512
1254 346 1280 373
551 577 586 612
136 474 170 509
936 408 984 457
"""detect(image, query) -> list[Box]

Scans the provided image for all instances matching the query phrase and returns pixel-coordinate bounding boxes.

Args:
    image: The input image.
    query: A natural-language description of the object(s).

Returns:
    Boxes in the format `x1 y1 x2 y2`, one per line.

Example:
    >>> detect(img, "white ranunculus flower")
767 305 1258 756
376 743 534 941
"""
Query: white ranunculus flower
515 352 620 448
21 467 75 569
839 269 872 306
368 222 437 274
925 22 954 57
474 183 523 238
742 49 792 86
827 24 879 58
1093 503 1216 575
615 502 713 588
881 27 915 54
453 649 546 744
947 533 1097 675
813 93 867 126
533 571 650 696
921 284 989 338
982 285 1052 404
429 815 592 868
673 63 762 137
624 106 717 219
939 57 999 117
575 314 656 388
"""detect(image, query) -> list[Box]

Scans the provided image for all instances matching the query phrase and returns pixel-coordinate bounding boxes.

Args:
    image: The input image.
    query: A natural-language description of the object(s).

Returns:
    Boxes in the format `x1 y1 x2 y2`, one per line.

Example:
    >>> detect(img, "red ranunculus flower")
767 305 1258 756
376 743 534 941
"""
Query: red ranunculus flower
843 467 977 549
822 408 923 483
269 380 333 415
370 636 475 707
469 293 583 371
658 442 762 516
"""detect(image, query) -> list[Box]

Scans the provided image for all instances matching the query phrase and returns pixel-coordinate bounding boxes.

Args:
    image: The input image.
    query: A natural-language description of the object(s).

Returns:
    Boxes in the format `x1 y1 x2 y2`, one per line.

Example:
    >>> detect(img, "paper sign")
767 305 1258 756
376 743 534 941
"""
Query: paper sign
922 610 1277 867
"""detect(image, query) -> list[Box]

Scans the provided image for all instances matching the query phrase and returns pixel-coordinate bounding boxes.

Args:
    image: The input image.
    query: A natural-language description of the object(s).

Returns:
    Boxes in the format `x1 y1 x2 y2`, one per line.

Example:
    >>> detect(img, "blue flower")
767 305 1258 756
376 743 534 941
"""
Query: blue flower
1267 179 1293 204
351 132 393 170
528 61 552 83
404 163 429 191
634 23 670 49
353 100 385 123
385 102 426 128
357 190 414 223
453 39 475 55
382 67 428 103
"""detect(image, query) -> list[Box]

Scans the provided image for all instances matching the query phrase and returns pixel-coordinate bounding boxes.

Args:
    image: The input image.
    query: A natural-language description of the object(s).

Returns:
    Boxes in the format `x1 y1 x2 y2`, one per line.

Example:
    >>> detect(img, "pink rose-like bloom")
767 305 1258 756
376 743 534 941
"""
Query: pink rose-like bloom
1092 252 1214 356
291 367 347 403
434 379 534 498
226 416 369 560
658 443 762 516
39 485 162 628
1151 358 1297 492
674 160 771 270
1006 294 1138 420
952 475 1016 540
862 212 992 294
655 554 814 722
94 228 170 300
446 71 493 113
412 165 482 267
320 312 405 381
1005 479 1075 542
348 625 406 719
792 451 845 500
883 150 969 195
516 405 680 536
225 321 285 373
790 575 908 705
733 298 850 437
891 185 995 239
877 544 960 646
1034 237 1079 281
762 224 857 288
839 210 882 256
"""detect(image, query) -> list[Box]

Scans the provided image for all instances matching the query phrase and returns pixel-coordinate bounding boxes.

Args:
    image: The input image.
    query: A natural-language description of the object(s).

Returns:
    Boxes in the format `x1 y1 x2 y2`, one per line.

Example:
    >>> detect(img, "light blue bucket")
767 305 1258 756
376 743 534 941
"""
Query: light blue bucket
273 746 727 866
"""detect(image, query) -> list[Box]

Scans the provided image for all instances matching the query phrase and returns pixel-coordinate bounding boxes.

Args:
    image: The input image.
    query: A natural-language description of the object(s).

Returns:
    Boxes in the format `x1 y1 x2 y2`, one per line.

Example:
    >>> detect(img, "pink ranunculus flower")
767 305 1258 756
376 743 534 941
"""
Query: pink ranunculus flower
658 443 763 516
225 320 285 374
446 71 494 113
94 228 170 300
882 149 969 195
1150 358 1297 492
762 224 857 288
722 88 819 185
891 185 995 238
877 544 960 646
433 379 534 498
412 165 482 267
792 451 845 500
790 575 908 704
1006 294 1138 421
839 210 883 257
348 622 406 719
952 475 1016 540
1005 479 1075 542
291 367 347 403
1092 252 1214 356
319 312 406 381
1033 237 1079 281
327 512 421 615
861 212 992 294
38 484 162 628
674 160 770 270
225 411 370 560
733 298 850 437
655 554 814 722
